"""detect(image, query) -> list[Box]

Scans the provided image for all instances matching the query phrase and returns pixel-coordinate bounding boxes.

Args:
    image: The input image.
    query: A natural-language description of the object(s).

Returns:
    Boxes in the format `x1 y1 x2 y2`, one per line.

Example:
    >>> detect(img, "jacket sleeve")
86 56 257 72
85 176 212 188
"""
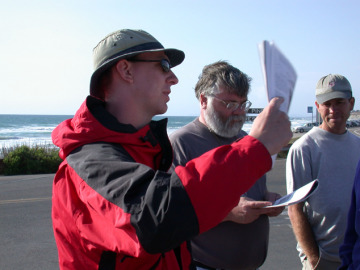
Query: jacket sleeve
338 184 356 269
63 136 271 255
339 161 360 269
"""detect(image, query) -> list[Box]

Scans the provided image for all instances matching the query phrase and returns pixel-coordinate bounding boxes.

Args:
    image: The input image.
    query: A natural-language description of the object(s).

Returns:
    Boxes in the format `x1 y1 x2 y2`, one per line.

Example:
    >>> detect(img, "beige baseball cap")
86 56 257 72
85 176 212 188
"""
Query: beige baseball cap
315 74 352 104
90 29 185 96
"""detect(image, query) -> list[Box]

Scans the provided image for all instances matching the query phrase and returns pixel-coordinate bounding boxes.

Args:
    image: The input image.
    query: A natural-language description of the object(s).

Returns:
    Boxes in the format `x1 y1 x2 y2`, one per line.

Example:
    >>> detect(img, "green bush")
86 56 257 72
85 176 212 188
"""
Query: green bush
2 145 62 175
277 149 289 159
276 137 300 159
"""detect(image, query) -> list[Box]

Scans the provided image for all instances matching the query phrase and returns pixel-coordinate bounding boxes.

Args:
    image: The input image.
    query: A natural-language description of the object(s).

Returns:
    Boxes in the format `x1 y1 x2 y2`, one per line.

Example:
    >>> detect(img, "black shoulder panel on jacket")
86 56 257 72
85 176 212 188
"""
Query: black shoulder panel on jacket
67 142 199 254
98 251 116 270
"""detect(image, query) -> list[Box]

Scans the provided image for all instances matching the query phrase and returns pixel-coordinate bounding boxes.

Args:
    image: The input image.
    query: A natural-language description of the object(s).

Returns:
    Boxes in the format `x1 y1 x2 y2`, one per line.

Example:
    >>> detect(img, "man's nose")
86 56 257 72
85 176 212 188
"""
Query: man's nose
329 104 338 112
167 70 179 85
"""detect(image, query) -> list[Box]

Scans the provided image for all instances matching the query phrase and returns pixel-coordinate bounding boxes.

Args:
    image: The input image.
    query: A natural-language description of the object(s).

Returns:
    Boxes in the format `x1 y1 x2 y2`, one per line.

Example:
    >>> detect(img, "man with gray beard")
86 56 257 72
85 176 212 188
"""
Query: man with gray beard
170 61 284 270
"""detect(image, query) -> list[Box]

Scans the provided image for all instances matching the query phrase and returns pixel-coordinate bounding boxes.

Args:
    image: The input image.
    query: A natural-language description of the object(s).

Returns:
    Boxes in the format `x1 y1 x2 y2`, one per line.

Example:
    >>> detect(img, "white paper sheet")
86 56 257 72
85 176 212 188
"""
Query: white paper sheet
264 179 319 208
258 41 297 164
258 40 297 113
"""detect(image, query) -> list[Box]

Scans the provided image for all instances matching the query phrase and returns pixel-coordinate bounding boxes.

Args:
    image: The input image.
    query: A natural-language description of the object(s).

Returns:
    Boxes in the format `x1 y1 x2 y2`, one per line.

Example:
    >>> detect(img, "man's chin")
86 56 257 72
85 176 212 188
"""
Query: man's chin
228 123 244 132
157 104 168 115
231 120 244 127
219 127 243 138
327 118 342 125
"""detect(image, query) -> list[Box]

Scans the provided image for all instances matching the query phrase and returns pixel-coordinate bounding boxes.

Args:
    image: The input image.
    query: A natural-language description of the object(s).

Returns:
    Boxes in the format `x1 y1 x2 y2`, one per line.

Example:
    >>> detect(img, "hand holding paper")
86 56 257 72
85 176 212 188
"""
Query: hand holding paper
249 97 292 156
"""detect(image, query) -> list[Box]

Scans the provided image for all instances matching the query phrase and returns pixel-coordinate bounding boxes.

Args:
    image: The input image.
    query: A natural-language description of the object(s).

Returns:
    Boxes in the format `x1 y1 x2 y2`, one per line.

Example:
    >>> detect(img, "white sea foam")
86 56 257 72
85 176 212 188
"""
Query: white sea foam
0 115 313 152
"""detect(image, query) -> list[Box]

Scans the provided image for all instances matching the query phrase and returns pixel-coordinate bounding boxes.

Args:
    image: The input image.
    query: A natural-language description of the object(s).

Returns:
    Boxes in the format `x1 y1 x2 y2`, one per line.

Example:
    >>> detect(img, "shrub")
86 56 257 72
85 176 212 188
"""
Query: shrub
276 137 300 159
277 149 289 159
2 145 62 175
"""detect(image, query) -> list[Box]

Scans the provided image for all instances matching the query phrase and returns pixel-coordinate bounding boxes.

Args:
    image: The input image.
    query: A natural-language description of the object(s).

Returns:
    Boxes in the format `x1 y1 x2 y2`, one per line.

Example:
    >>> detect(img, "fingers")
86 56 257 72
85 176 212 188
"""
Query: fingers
268 96 284 110
266 206 285 217
247 200 272 208
265 192 282 203
239 196 254 202
249 96 292 155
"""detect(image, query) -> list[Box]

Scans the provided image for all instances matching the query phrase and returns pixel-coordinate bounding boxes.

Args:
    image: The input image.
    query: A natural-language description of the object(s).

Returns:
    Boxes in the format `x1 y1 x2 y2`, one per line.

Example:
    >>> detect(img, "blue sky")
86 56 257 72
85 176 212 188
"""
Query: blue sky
1 0 359 117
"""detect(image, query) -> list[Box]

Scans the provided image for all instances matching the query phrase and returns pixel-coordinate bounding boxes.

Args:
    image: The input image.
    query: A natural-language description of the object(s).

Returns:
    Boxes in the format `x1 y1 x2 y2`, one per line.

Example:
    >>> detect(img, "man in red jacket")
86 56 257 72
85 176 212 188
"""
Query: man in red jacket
52 28 292 269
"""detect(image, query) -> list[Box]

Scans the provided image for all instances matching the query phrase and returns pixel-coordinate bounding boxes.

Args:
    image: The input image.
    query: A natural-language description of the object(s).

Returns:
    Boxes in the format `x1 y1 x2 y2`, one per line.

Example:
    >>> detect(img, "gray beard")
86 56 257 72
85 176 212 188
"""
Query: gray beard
204 102 245 138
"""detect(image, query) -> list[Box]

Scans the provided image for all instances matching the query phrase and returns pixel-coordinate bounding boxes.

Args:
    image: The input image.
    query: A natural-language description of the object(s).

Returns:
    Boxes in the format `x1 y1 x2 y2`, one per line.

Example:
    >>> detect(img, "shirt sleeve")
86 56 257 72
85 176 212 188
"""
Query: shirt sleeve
286 140 314 194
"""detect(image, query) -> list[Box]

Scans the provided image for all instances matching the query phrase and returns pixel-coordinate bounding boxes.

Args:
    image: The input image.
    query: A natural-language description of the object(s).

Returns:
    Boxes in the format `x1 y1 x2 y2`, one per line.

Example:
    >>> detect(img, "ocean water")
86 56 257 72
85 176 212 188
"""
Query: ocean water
0 114 312 154
0 115 73 149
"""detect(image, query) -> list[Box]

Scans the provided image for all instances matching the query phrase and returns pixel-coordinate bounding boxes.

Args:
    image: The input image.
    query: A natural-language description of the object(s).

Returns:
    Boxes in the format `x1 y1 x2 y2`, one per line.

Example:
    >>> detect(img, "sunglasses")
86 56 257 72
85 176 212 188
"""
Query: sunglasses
127 58 172 72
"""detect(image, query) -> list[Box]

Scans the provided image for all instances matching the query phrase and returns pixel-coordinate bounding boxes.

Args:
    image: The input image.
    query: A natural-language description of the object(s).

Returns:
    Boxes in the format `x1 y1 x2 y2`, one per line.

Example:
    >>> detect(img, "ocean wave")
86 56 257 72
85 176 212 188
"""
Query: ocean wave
0 136 22 140
0 137 54 149
0 126 55 133
0 115 313 149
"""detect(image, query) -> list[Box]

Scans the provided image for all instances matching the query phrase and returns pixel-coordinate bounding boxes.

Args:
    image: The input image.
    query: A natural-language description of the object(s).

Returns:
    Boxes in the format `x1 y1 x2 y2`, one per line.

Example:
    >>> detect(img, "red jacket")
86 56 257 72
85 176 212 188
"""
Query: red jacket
51 96 271 269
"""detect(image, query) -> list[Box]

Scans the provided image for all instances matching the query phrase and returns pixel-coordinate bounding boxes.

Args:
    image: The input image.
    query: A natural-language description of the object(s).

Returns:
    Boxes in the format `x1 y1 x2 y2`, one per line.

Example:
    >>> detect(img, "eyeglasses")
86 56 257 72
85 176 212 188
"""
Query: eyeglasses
127 58 172 73
208 94 252 112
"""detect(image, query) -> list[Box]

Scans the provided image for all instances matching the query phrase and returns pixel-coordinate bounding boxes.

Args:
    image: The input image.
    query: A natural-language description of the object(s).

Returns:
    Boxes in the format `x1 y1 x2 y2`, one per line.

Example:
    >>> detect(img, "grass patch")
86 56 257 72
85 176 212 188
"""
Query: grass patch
0 144 62 175
276 136 300 159
0 135 302 174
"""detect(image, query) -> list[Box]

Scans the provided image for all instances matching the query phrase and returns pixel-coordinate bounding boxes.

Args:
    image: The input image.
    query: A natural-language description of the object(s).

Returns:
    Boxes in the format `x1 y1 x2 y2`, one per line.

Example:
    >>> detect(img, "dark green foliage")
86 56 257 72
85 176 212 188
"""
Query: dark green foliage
0 136 301 174
2 145 62 175
277 149 289 159
276 137 299 159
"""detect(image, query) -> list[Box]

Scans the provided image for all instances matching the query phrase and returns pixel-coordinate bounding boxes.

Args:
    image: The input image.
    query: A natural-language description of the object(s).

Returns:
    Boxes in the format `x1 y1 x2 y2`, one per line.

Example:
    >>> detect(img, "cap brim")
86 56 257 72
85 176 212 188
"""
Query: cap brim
316 91 351 104
90 48 184 94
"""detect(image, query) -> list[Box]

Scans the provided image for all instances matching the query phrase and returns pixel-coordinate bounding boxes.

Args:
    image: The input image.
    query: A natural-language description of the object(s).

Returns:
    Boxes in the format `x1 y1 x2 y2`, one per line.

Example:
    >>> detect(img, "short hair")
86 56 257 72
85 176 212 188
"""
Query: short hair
91 64 115 100
194 61 252 100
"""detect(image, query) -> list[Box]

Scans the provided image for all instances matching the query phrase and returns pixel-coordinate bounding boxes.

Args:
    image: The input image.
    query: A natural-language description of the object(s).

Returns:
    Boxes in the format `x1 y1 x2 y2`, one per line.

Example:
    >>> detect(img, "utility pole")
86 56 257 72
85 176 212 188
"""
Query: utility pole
308 106 313 123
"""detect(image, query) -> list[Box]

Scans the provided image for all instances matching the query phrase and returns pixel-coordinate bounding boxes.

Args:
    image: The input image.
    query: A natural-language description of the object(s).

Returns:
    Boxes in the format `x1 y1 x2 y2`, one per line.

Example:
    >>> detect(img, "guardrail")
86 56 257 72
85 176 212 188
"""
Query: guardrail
246 108 263 122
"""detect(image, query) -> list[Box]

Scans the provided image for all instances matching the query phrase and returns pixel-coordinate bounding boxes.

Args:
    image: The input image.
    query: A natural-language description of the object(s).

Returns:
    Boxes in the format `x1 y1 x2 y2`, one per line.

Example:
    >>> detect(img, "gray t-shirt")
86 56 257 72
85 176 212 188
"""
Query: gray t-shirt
286 127 360 262
170 118 269 270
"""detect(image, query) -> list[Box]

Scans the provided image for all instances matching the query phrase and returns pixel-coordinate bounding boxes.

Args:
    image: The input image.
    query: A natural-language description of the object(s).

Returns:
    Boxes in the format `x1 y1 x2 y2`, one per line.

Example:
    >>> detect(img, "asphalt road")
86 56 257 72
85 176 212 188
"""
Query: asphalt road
0 174 56 269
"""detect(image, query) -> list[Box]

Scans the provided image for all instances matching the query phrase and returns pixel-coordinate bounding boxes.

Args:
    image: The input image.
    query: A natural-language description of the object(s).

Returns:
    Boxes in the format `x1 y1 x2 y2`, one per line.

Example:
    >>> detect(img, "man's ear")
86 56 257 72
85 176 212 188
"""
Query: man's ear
315 101 320 111
114 59 133 83
349 97 355 111
200 93 208 109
